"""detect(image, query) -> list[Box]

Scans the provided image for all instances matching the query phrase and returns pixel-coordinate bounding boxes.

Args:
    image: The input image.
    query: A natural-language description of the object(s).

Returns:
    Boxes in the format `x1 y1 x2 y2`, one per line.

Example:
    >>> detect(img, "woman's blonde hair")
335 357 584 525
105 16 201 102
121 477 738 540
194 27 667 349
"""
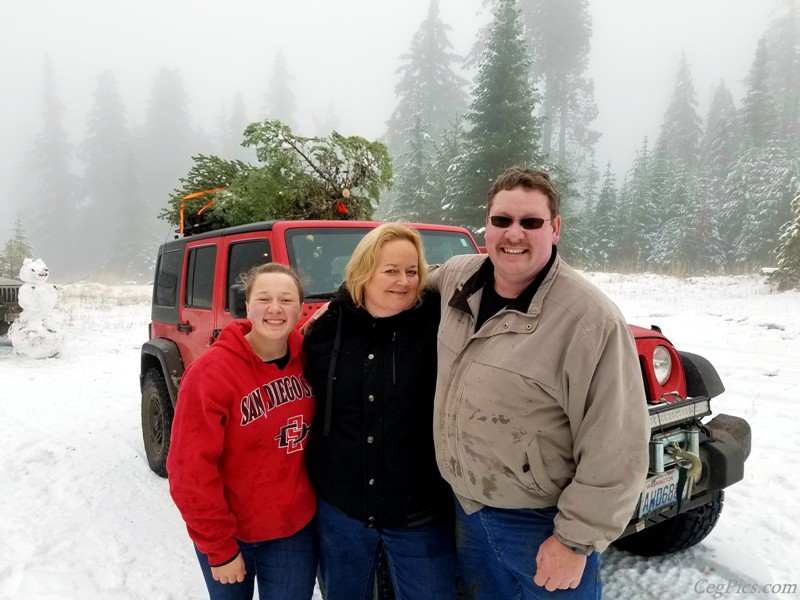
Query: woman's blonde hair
345 223 428 309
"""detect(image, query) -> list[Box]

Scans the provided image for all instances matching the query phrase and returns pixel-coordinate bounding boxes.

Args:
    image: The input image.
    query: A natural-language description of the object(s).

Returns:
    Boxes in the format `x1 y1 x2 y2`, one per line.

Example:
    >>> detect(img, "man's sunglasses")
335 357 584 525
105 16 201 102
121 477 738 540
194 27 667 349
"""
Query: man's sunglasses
488 216 552 230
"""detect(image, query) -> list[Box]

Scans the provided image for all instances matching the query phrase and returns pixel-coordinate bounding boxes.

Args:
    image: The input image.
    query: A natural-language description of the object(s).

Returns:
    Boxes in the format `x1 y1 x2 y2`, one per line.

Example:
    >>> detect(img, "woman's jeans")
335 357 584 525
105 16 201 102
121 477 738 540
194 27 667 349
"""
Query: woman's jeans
455 501 601 600
315 497 457 600
194 521 317 600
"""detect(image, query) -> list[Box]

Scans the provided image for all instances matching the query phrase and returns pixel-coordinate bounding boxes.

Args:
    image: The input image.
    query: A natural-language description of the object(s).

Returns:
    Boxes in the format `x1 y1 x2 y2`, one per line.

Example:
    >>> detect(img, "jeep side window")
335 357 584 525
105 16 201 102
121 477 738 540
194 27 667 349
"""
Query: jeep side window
155 249 183 307
226 240 272 310
184 246 217 309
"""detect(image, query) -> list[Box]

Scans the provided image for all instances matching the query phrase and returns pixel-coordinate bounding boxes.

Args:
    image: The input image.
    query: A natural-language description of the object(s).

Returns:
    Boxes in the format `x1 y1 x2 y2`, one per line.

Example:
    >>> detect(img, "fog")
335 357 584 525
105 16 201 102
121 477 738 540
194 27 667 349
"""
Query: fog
0 0 779 238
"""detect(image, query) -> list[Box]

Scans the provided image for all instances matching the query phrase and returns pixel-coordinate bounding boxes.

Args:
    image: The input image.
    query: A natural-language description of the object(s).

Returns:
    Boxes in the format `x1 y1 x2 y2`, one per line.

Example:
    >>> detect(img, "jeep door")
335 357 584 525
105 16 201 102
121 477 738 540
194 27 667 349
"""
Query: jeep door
178 239 220 366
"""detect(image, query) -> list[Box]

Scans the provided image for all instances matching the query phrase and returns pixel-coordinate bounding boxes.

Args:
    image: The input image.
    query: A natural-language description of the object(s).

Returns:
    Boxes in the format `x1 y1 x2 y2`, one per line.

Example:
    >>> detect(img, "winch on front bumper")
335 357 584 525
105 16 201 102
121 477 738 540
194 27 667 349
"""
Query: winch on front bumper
612 348 752 555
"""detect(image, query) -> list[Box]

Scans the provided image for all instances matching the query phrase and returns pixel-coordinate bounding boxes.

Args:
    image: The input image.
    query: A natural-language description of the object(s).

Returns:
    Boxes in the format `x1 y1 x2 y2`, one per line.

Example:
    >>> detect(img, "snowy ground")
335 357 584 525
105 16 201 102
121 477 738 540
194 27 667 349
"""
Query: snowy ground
1 274 798 600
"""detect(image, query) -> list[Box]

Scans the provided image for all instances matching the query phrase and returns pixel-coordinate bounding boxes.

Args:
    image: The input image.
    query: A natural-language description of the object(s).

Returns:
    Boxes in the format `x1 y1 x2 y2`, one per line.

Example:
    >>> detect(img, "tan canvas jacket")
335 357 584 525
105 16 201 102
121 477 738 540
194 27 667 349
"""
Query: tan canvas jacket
429 253 649 553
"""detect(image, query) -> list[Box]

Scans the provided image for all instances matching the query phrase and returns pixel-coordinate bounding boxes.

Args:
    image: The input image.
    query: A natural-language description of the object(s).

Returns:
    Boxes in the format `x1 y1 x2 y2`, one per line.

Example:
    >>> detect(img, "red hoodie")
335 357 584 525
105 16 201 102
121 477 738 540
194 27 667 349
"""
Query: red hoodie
167 320 316 566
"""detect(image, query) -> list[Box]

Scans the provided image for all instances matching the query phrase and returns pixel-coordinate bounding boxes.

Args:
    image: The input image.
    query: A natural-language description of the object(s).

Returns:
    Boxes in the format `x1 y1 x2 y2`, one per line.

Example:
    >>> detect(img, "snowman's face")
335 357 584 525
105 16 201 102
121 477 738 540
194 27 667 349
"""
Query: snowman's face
19 259 49 284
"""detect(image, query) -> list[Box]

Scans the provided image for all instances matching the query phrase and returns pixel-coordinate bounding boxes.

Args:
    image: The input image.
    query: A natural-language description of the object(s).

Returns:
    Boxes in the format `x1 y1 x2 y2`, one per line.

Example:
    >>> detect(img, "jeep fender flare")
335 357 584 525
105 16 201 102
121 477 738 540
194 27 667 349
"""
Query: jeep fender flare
678 351 725 399
141 338 184 407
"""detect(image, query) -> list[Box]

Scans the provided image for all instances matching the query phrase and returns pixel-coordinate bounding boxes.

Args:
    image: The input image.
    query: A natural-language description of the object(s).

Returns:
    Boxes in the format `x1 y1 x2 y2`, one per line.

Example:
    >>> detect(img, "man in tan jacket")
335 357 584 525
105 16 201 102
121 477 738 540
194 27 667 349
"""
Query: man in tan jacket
428 166 650 598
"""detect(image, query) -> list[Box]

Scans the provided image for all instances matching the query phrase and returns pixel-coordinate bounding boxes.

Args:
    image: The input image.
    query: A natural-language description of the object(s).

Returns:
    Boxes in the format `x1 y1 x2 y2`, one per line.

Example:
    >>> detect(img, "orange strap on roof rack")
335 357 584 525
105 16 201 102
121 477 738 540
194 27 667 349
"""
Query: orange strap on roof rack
179 188 225 235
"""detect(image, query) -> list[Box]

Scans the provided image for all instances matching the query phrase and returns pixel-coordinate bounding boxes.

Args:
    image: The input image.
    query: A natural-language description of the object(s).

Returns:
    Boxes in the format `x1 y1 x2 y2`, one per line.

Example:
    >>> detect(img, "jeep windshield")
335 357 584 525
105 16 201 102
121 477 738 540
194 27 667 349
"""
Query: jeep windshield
285 227 479 300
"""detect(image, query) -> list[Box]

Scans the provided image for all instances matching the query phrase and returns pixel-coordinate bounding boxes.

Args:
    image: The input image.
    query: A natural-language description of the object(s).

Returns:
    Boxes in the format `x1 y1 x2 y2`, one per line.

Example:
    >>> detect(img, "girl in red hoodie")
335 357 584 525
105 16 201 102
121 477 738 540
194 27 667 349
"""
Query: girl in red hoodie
168 263 317 600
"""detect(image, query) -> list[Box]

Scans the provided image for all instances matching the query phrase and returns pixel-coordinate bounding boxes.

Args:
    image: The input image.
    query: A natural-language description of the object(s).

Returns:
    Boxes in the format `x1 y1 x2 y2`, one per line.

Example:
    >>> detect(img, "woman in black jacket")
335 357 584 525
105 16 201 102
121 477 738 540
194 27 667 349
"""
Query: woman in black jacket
303 223 455 600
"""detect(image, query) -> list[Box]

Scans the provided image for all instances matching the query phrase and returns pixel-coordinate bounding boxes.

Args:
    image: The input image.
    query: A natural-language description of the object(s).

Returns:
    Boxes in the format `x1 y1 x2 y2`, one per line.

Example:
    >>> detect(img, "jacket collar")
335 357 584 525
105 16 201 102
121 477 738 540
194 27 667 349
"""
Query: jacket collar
449 246 558 316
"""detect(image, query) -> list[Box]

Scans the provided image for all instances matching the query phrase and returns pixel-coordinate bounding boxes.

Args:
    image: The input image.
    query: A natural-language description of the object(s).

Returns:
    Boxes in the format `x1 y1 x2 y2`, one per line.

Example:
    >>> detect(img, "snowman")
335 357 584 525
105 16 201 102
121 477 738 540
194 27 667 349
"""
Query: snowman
8 258 63 359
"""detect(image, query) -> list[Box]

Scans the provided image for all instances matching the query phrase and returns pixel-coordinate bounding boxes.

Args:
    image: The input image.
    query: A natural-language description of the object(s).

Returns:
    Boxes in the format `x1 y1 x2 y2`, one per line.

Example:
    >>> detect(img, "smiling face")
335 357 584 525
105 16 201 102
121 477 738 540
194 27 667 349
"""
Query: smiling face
363 239 420 318
485 186 561 297
245 272 303 345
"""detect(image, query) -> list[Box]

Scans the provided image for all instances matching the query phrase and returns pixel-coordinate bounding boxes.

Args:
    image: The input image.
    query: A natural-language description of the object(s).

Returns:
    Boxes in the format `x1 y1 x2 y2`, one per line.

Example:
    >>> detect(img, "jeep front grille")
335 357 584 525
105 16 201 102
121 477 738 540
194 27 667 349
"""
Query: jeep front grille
1 287 19 303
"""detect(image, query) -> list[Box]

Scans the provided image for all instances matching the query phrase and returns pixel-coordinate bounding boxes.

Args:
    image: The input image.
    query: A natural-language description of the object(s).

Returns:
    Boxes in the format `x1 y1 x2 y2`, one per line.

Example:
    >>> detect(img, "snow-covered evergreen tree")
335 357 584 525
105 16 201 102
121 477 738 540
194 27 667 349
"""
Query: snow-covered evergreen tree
430 117 466 223
384 0 467 160
773 183 800 289
765 0 800 146
651 168 725 274
723 142 798 266
616 138 657 267
445 0 543 238
700 81 740 264
701 81 740 181
740 37 779 149
524 0 599 169
0 219 33 279
656 54 703 173
592 162 619 269
387 109 437 223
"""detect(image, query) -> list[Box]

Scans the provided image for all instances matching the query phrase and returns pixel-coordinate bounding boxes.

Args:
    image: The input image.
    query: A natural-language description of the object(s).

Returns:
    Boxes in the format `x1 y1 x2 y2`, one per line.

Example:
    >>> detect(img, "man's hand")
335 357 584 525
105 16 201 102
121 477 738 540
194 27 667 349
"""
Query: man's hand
533 535 587 592
211 552 246 584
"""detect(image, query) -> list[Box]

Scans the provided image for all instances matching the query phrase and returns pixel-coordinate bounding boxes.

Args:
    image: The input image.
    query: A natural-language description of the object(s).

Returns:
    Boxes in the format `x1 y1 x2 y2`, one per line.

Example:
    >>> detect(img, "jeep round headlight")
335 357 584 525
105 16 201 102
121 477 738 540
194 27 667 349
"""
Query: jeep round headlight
653 345 672 385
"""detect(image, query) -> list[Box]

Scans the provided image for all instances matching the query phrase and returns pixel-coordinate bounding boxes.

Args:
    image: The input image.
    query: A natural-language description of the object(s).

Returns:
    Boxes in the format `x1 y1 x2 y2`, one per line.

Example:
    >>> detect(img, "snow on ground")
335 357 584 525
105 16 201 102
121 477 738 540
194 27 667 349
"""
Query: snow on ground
1 275 798 599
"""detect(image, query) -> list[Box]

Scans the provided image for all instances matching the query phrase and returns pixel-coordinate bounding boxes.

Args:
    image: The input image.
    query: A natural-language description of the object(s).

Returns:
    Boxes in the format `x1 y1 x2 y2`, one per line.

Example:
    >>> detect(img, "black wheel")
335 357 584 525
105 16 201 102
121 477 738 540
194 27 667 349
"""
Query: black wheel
141 368 174 478
613 490 724 556
0 321 9 337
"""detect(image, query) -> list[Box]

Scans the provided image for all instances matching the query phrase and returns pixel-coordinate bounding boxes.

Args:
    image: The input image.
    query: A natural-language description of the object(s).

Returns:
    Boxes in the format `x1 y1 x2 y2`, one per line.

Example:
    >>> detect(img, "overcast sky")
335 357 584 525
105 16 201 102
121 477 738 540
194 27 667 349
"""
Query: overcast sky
0 0 781 234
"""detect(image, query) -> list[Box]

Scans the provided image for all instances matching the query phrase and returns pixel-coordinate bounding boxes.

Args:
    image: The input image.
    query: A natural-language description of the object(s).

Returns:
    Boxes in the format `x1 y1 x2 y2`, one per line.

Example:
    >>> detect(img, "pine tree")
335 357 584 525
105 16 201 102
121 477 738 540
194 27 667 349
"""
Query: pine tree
649 163 693 270
24 58 79 278
524 0 599 167
701 80 740 181
687 170 727 273
723 142 798 266
136 67 198 228
261 50 297 130
388 109 437 222
616 138 657 268
656 54 703 173
77 70 134 273
773 184 800 289
701 81 740 263
431 116 466 223
105 150 157 282
384 0 468 160
0 219 33 279
446 0 543 237
469 0 599 203
219 92 255 163
592 162 619 269
740 37 779 149
765 0 800 146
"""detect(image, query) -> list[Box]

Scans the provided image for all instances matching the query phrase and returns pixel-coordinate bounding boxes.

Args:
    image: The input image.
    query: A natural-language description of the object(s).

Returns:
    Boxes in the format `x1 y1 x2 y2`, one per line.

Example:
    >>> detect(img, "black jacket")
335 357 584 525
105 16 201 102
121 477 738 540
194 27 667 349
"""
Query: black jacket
303 286 452 529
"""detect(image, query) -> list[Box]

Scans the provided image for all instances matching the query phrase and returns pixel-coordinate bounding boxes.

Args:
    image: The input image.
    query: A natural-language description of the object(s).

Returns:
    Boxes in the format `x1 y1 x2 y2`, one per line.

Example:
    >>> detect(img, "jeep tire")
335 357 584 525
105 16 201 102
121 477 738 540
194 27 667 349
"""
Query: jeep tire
141 368 174 478
613 490 724 556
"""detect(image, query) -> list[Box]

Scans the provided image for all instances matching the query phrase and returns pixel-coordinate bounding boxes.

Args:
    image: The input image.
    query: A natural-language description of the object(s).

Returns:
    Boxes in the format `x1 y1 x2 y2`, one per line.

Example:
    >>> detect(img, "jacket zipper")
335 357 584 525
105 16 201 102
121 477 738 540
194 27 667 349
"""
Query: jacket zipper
392 331 396 386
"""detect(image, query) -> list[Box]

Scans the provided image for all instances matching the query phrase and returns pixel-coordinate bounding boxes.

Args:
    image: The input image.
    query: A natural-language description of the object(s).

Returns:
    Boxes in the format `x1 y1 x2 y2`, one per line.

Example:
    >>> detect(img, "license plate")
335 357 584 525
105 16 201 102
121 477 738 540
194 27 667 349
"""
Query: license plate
637 469 691 518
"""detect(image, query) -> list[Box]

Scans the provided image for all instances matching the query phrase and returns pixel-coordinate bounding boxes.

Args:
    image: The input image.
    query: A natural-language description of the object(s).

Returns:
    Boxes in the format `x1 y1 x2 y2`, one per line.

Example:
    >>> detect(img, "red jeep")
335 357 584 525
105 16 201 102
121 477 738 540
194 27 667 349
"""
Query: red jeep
141 219 750 557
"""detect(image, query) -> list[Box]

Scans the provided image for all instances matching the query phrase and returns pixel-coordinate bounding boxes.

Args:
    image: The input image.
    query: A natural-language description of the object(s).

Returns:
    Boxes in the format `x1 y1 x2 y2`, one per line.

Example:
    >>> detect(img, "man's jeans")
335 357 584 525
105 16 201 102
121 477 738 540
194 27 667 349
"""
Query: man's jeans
316 497 457 600
455 501 601 600
194 521 317 600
